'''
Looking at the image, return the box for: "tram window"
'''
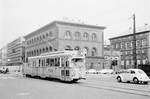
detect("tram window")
[43,59,46,67]
[33,61,35,67]
[50,58,54,66]
[61,58,65,67]
[58,58,60,66]
[39,60,41,67]
[46,58,49,66]
[32,61,34,67]
[55,58,60,67]
[61,70,65,76]
[72,58,83,62]
[42,60,44,67]
[66,61,69,67]
[66,70,69,76]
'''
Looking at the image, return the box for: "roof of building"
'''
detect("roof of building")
[109,30,150,40]
[24,20,106,39]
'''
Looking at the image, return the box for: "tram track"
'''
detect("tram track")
[87,79,150,93]
[74,80,150,97]
[21,74,150,97]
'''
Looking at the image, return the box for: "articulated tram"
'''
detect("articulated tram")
[23,50,86,82]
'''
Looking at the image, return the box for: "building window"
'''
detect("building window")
[92,33,97,41]
[43,35,45,39]
[74,32,80,40]
[131,41,133,49]
[91,47,97,56]
[83,32,89,40]
[116,43,120,49]
[141,39,146,47]
[49,32,53,37]
[39,49,42,54]
[46,47,48,52]
[37,50,39,55]
[49,46,52,51]
[136,40,141,48]
[120,42,124,49]
[46,33,49,37]
[84,47,89,56]
[43,48,45,53]
[90,63,94,69]
[64,31,71,39]
[125,42,131,50]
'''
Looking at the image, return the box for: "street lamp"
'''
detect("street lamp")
[132,14,137,68]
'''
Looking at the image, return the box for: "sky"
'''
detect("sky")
[0,0,150,48]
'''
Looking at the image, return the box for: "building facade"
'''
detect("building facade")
[109,30,150,69]
[104,45,121,70]
[0,46,8,66]
[24,21,106,70]
[7,37,25,66]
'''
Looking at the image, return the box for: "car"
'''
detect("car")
[116,69,150,84]
[86,69,97,74]
[0,66,9,74]
[115,69,127,74]
[97,69,114,74]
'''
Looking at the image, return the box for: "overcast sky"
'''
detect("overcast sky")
[0,0,150,48]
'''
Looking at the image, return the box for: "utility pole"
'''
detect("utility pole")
[132,14,137,68]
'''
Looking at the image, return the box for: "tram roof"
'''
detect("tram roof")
[28,51,83,59]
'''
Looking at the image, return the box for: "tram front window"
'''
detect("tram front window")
[71,58,84,66]
[72,58,83,63]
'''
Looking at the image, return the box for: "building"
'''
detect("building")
[0,48,2,66]
[0,46,8,66]
[104,45,121,70]
[7,37,25,66]
[24,21,106,70]
[109,30,150,69]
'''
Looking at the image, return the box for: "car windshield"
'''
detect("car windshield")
[137,70,145,74]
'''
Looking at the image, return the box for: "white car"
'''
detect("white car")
[0,66,9,73]
[97,69,114,74]
[116,69,150,84]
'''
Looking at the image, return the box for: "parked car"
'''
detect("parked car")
[97,69,114,74]
[0,66,9,74]
[86,69,97,74]
[115,69,127,74]
[116,69,150,84]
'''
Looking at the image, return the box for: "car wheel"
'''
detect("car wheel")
[133,78,139,84]
[144,82,148,84]
[117,76,122,82]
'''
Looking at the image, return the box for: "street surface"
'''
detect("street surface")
[0,73,150,99]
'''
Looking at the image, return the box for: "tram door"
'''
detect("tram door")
[54,58,61,78]
[60,57,70,80]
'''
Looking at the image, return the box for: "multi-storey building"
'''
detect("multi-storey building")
[24,21,106,70]
[0,46,8,66]
[0,48,2,66]
[7,37,25,66]
[109,30,150,69]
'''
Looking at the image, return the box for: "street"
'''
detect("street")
[0,73,150,99]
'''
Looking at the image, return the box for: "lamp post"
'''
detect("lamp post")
[132,14,137,68]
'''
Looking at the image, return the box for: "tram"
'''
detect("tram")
[23,50,86,82]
